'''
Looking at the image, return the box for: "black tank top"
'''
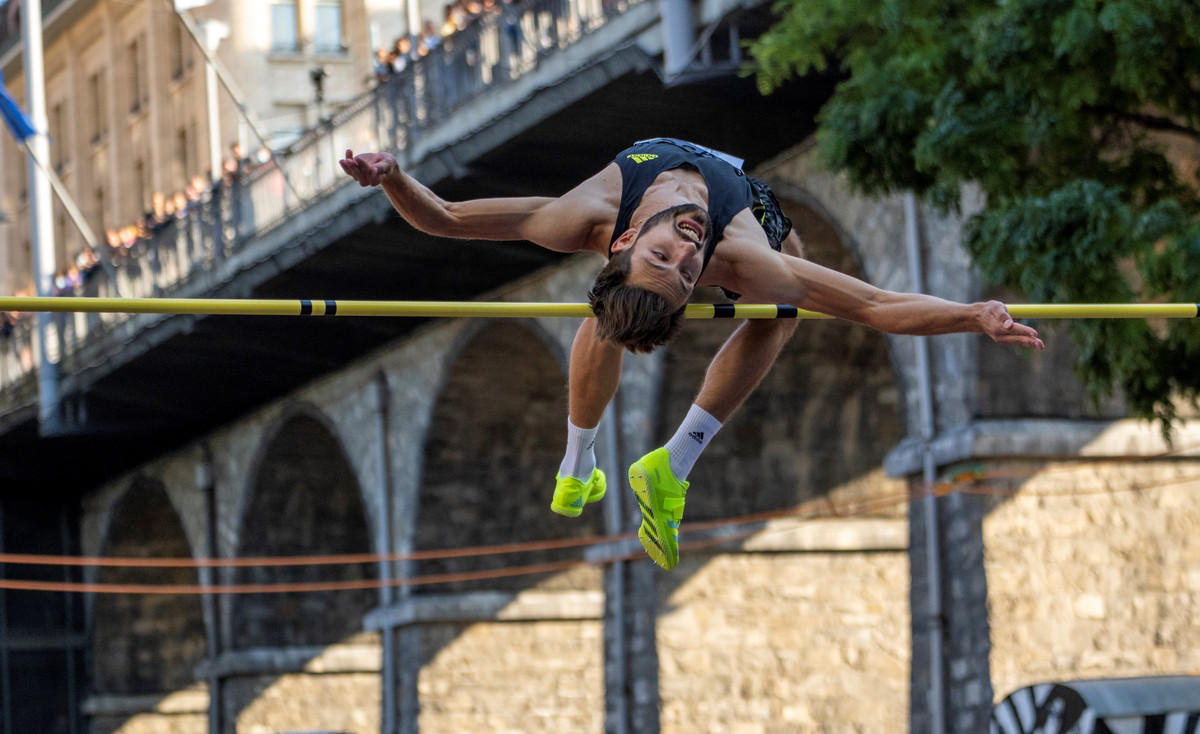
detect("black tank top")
[609,138,753,273]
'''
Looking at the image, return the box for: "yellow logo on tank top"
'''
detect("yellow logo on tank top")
[627,154,659,163]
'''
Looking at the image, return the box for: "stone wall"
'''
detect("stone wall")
[657,541,910,734]
[984,457,1200,697]
[414,620,605,733]
[894,419,1200,733]
[225,671,381,734]
[90,713,207,734]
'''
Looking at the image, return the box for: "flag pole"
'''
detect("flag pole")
[19,141,123,296]
[20,0,61,433]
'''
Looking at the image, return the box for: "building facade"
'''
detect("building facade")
[0,0,390,296]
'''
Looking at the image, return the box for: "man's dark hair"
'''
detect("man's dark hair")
[588,246,686,354]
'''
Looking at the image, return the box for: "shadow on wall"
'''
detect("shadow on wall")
[416,321,602,594]
[88,415,381,734]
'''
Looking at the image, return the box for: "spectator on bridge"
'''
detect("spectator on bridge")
[222,142,251,182]
[340,140,1043,571]
[420,20,441,52]
[500,0,528,69]
[394,35,416,71]
[374,48,396,83]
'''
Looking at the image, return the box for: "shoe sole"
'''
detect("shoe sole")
[628,463,678,570]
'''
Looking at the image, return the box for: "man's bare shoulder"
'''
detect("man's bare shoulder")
[558,162,623,255]
[699,209,782,295]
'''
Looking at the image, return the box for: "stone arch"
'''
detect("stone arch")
[91,477,205,695]
[437,316,571,395]
[230,410,375,649]
[659,194,906,520]
[416,321,601,592]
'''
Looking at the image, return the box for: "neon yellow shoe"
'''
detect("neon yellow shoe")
[628,448,688,570]
[551,468,607,517]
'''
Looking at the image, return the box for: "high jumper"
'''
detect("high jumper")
[340,137,1043,570]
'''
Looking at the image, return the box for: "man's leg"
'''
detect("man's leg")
[664,230,805,480]
[631,231,804,569]
[552,319,623,517]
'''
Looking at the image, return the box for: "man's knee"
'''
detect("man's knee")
[746,314,799,351]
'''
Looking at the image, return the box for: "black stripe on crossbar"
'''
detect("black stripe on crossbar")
[299,300,313,315]
[325,300,337,316]
[776,305,799,319]
[1195,304,1199,317]
[712,304,737,318]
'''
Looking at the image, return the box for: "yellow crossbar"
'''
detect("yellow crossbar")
[0,297,1195,320]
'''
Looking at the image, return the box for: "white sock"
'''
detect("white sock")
[664,405,722,481]
[558,418,599,480]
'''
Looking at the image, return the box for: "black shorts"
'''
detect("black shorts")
[749,177,792,251]
[722,177,793,301]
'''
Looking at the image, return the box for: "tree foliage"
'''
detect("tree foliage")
[751,0,1200,429]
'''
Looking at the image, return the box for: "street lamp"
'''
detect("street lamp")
[310,66,327,122]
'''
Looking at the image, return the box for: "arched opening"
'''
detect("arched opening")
[91,478,205,695]
[231,413,374,649]
[417,322,601,592]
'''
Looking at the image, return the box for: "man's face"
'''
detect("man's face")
[617,204,711,308]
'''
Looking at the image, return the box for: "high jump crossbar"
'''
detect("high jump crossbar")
[0,297,1197,320]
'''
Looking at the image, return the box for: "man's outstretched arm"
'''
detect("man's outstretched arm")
[339,149,614,254]
[729,247,1045,349]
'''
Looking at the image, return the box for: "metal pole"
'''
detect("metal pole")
[19,141,122,295]
[0,499,11,734]
[659,0,695,77]
[376,373,399,734]
[905,192,945,734]
[59,504,79,734]
[199,449,223,734]
[21,0,61,433]
[600,401,627,734]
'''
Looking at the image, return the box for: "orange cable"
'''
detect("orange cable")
[1,459,1197,593]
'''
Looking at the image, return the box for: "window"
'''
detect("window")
[176,128,191,184]
[49,102,66,170]
[127,38,145,113]
[94,188,105,234]
[170,21,186,80]
[134,160,146,214]
[314,0,344,53]
[88,71,107,143]
[270,1,299,53]
[55,213,68,264]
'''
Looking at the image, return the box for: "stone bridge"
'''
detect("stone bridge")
[3,0,1196,732]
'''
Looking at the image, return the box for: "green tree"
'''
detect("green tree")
[752,0,1200,430]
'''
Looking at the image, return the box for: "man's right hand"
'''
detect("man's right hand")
[339,149,398,187]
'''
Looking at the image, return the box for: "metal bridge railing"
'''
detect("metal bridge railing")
[0,0,647,394]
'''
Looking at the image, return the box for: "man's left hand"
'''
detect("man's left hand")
[980,301,1044,350]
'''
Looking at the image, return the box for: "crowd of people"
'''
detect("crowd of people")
[372,0,540,86]
[4,0,622,366]
[2,142,271,362]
